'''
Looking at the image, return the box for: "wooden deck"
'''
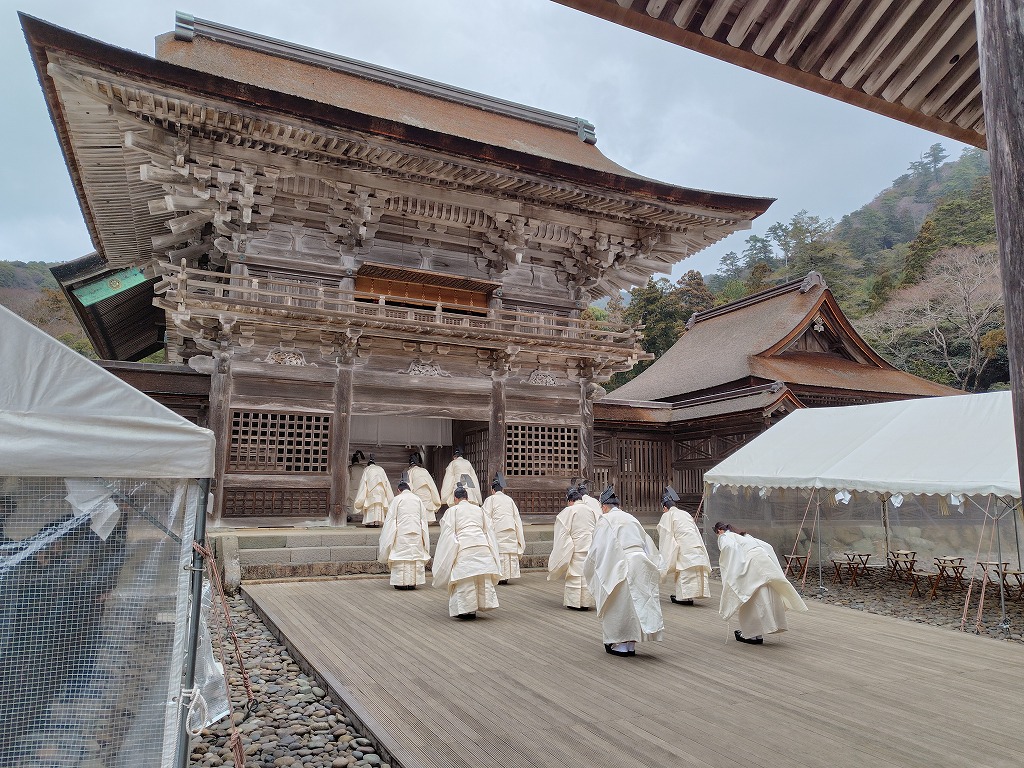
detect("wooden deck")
[245,572,1020,768]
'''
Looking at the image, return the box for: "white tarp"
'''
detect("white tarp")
[704,392,1020,499]
[0,304,215,478]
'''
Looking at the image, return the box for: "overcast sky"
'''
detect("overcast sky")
[2,0,969,279]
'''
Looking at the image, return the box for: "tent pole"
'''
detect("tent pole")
[175,477,211,768]
[995,503,1009,635]
[815,492,826,595]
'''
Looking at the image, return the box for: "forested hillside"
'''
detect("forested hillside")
[603,145,1005,393]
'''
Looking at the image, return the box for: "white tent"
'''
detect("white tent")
[705,392,1019,500]
[0,304,217,767]
[0,305,215,477]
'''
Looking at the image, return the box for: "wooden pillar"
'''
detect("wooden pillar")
[207,350,233,526]
[579,378,595,483]
[978,0,1024,498]
[329,361,354,526]
[487,372,506,487]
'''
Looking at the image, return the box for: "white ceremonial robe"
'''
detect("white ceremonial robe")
[657,508,712,601]
[347,463,365,517]
[482,490,525,581]
[581,494,602,518]
[583,507,664,645]
[354,464,393,526]
[408,465,441,522]
[439,457,482,505]
[378,490,431,586]
[547,500,599,608]
[717,530,808,637]
[432,500,501,616]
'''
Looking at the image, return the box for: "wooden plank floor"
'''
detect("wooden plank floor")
[246,573,1021,768]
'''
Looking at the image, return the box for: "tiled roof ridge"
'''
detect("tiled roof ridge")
[173,12,599,144]
[686,271,826,329]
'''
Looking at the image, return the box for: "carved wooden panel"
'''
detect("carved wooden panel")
[223,487,329,517]
[228,410,331,473]
[505,424,579,478]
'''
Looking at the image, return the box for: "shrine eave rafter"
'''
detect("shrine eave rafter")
[21,13,774,259]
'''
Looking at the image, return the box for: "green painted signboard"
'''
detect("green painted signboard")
[72,267,148,307]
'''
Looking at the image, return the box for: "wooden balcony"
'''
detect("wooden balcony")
[154,264,651,360]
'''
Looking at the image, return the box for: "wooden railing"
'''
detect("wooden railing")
[155,264,644,351]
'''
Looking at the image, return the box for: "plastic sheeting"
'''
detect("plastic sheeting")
[704,392,1020,499]
[0,305,215,478]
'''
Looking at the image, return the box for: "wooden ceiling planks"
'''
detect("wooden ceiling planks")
[554,0,985,148]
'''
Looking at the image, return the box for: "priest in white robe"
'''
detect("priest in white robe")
[407,452,441,523]
[347,451,366,522]
[432,479,501,619]
[439,448,482,505]
[583,486,664,657]
[378,473,431,589]
[547,483,599,609]
[481,472,524,583]
[354,455,392,527]
[657,487,711,605]
[714,521,808,644]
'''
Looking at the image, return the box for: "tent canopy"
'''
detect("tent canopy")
[704,393,1019,500]
[0,305,215,478]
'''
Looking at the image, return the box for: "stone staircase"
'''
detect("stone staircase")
[209,524,556,587]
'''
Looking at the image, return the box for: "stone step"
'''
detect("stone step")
[210,524,560,586]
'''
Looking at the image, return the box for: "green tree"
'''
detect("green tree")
[741,234,777,269]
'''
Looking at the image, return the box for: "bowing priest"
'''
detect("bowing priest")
[432,477,501,620]
[407,452,442,524]
[583,486,664,657]
[481,472,525,584]
[354,454,392,527]
[714,521,808,644]
[378,472,431,590]
[439,447,482,506]
[548,482,600,610]
[657,487,712,605]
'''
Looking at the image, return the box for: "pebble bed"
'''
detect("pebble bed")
[190,594,389,768]
[193,570,1021,766]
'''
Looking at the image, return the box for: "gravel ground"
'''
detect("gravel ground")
[789,564,1024,642]
[191,594,389,768]
[193,570,1021,766]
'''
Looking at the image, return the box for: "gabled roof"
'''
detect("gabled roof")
[606,271,959,403]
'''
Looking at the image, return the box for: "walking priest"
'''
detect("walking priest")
[548,482,600,610]
[481,472,525,584]
[657,487,711,605]
[378,472,431,590]
[432,477,501,620]
[583,485,664,657]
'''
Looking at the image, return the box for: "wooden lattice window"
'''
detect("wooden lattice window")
[462,429,488,475]
[222,487,330,517]
[228,410,330,473]
[505,425,579,477]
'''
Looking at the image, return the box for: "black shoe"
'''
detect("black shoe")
[456,612,477,621]
[734,630,763,645]
[670,596,694,605]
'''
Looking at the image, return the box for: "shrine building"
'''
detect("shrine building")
[25,13,773,524]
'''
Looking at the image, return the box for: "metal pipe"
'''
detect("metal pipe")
[175,477,211,768]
